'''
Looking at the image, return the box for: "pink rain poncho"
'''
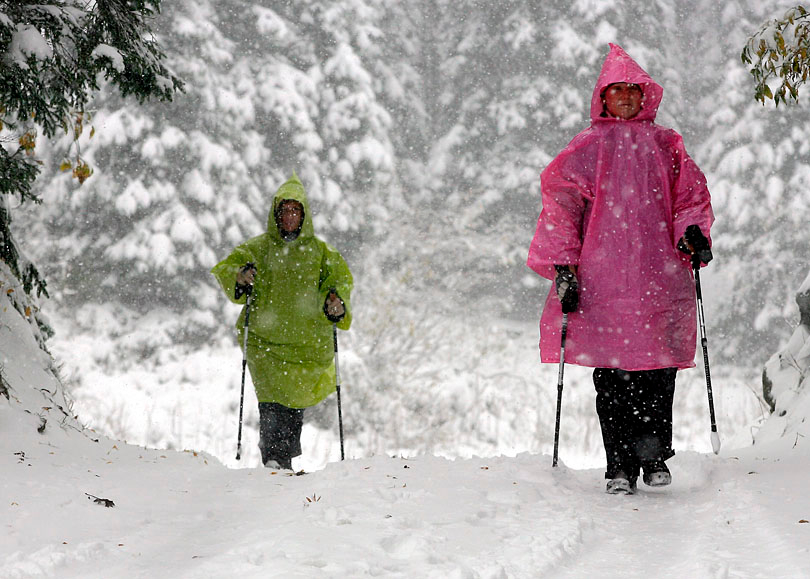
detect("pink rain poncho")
[527,44,714,371]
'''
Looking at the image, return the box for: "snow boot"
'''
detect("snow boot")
[264,458,293,471]
[642,461,671,487]
[605,471,637,495]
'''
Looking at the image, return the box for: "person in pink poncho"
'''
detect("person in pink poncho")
[527,44,715,495]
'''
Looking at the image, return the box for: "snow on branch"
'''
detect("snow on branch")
[742,5,810,105]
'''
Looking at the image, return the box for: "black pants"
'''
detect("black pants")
[258,402,304,469]
[593,367,676,481]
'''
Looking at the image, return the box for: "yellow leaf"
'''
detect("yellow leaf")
[72,160,94,185]
[18,132,36,154]
[59,160,72,172]
[90,126,96,138]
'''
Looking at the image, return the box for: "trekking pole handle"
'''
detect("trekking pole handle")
[235,263,256,300]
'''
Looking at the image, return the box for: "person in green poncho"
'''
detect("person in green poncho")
[212,173,353,470]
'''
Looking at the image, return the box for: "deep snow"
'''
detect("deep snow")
[3,263,810,578]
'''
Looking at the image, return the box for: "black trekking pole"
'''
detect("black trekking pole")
[235,268,254,461]
[333,323,345,460]
[693,255,721,454]
[552,312,569,467]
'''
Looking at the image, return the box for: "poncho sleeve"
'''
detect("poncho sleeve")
[318,241,353,330]
[527,133,594,280]
[210,238,261,305]
[670,133,715,260]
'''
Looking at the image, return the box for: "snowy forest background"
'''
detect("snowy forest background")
[11,0,810,469]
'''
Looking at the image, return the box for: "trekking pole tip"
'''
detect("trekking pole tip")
[711,431,721,454]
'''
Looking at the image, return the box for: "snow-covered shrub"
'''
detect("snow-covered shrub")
[758,270,810,442]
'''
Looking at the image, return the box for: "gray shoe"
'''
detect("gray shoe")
[643,470,672,487]
[264,459,292,470]
[642,461,671,487]
[606,472,637,495]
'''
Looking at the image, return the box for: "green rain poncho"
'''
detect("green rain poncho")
[211,174,353,408]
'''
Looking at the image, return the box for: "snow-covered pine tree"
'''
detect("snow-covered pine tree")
[385,0,685,316]
[696,0,810,368]
[22,0,396,360]
[1,0,180,303]
[759,269,810,442]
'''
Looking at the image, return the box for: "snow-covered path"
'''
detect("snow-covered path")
[548,452,809,578]
[4,415,810,579]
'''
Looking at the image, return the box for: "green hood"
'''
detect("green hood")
[268,172,315,243]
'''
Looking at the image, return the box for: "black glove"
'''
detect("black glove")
[323,290,345,322]
[678,225,713,265]
[235,262,256,299]
[554,265,579,314]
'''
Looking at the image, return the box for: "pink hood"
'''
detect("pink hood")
[590,43,663,123]
[527,44,714,371]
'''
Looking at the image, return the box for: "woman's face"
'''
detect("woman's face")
[278,201,303,233]
[603,83,643,119]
